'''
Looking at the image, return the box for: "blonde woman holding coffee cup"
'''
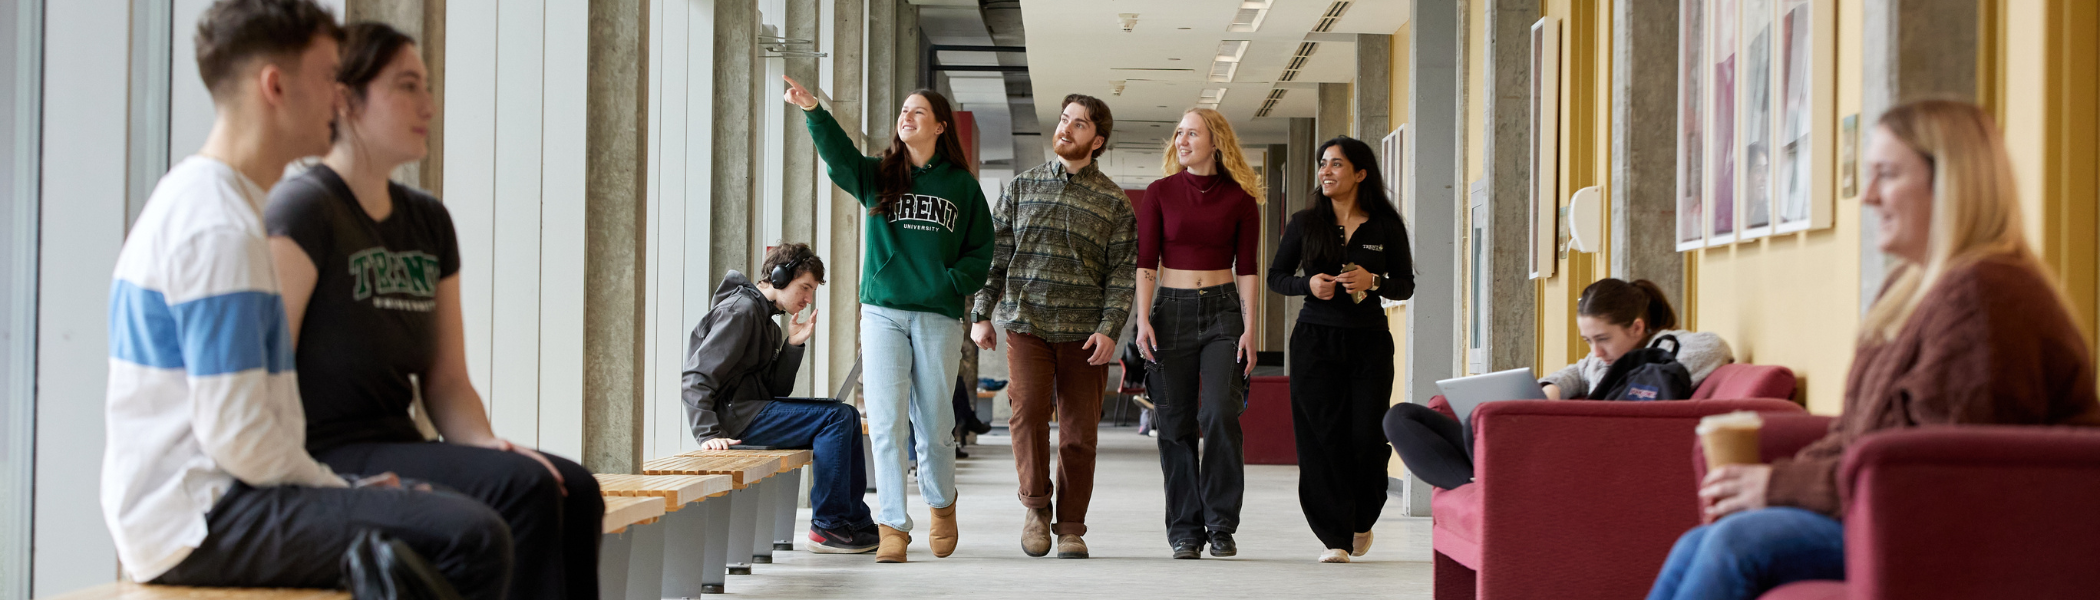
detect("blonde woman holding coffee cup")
[1647,100,2100,600]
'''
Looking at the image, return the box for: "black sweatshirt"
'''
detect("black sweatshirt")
[1267,209,1416,329]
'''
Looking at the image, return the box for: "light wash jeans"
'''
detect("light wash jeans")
[861,304,963,531]
[1647,507,1847,600]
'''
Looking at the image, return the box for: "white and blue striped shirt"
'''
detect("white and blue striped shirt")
[104,156,345,582]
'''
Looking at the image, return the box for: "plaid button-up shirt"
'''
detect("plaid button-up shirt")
[971,160,1139,343]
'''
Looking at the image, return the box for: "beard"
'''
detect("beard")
[1053,137,1095,162]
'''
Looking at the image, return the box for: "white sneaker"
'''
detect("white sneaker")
[1318,549,1350,563]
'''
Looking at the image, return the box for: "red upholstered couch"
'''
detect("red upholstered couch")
[1711,417,2100,600]
[1426,364,1802,600]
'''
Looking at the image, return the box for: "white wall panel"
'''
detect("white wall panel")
[674,0,717,458]
[33,0,128,593]
[644,0,690,460]
[537,0,589,460]
[489,0,545,446]
[446,0,498,414]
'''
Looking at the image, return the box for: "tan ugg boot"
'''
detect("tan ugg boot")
[1020,507,1051,557]
[876,525,910,563]
[1352,530,1374,557]
[930,502,959,558]
[1057,534,1089,559]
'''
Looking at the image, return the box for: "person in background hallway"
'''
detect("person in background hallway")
[266,22,597,600]
[784,75,995,564]
[105,3,510,596]
[680,243,878,554]
[1648,100,2100,600]
[1383,278,1732,490]
[1268,136,1416,563]
[971,93,1139,560]
[1136,107,1265,560]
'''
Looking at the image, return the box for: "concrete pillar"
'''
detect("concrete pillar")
[782,0,817,246]
[1264,143,1290,352]
[1610,0,1684,308]
[1286,117,1315,354]
[829,0,865,397]
[896,0,920,95]
[346,0,443,195]
[1859,0,1977,309]
[866,0,895,145]
[1480,0,1535,373]
[1355,34,1392,140]
[712,0,757,282]
[581,0,648,475]
[1401,0,1463,518]
[1316,82,1349,146]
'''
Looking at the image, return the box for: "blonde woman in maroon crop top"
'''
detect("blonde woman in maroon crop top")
[1134,107,1265,559]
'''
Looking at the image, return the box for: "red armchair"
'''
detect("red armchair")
[1692,364,1799,401]
[1425,396,1806,599]
[1715,419,2100,600]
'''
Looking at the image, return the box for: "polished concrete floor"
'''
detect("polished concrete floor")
[728,425,1434,598]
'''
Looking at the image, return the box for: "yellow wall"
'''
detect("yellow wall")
[1998,0,2100,356]
[1537,0,1612,374]
[1387,22,1412,474]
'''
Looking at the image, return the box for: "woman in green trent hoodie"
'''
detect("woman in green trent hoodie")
[785,76,993,564]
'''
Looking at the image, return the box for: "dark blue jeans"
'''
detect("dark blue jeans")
[1647,507,1847,600]
[736,400,875,532]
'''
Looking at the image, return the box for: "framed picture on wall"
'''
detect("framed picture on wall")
[1676,0,1707,252]
[1381,125,1408,308]
[1707,0,1740,246]
[1775,0,1836,233]
[1531,16,1561,280]
[1738,0,1775,240]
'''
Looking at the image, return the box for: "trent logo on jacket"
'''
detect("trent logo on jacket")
[888,194,958,232]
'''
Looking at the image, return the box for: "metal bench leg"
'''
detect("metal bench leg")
[750,477,778,564]
[627,520,665,600]
[660,506,711,598]
[701,496,731,594]
[727,487,758,575]
[599,530,633,600]
[773,467,802,551]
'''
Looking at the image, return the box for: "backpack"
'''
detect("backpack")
[1588,334,1694,401]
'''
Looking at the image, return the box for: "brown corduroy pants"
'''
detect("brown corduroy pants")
[1005,330,1108,536]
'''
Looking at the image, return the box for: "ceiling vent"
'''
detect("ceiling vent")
[1277,42,1317,82]
[1208,40,1250,83]
[1111,80,1128,96]
[1255,88,1288,118]
[1227,0,1273,33]
[1197,88,1229,110]
[1312,1,1353,33]
[1118,13,1139,33]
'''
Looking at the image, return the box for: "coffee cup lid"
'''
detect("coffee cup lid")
[1696,410,1764,435]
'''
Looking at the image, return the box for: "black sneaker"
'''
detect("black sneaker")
[1171,540,1204,560]
[1208,532,1237,557]
[809,525,878,554]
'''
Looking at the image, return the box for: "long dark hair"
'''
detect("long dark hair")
[874,89,969,216]
[1301,135,1407,269]
[331,21,415,143]
[1577,278,1679,335]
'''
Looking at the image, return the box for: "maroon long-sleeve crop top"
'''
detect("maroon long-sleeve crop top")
[1137,170,1261,276]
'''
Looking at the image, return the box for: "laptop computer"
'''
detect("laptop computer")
[1434,367,1548,455]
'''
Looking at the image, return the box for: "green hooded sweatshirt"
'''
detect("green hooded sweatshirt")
[805,105,994,319]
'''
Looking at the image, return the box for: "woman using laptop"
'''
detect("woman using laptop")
[1381,278,1734,490]
[1268,136,1415,564]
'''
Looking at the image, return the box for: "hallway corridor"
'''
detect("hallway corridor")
[740,426,1434,598]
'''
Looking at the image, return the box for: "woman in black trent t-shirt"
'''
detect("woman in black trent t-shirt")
[265,23,601,600]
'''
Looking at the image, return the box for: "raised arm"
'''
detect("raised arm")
[787,76,881,204]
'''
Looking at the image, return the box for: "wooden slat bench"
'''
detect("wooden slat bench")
[600,495,666,535]
[596,474,733,600]
[43,584,347,600]
[640,455,782,587]
[681,450,814,560]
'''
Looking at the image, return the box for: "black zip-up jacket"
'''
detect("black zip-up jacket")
[1268,209,1417,329]
[682,271,804,443]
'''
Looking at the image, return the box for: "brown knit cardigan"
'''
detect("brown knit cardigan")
[1766,254,2100,518]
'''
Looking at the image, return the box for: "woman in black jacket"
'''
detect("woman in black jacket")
[1268,135,1415,563]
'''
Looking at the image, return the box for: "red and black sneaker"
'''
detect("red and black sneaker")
[808,525,878,554]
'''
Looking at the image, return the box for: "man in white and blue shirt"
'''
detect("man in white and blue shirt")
[102,1,509,595]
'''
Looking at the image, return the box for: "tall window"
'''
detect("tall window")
[1,0,43,596]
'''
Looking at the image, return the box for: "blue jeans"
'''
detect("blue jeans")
[736,399,874,532]
[1648,507,1848,600]
[860,304,963,531]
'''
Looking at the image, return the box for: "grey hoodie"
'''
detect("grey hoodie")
[682,271,805,443]
[1539,329,1733,400]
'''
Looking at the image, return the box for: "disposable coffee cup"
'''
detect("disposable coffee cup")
[1696,411,1764,470]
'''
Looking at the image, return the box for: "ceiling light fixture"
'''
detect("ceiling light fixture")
[1228,0,1273,33]
[1118,13,1139,33]
[1197,87,1229,110]
[1208,40,1250,83]
[1111,80,1128,96]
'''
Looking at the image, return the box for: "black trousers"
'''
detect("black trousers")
[1381,402,1475,490]
[317,441,603,600]
[1289,322,1396,551]
[1147,284,1247,544]
[155,481,513,600]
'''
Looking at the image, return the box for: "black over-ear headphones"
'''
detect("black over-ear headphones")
[768,248,805,289]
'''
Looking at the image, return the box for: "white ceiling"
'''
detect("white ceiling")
[1019,0,1411,188]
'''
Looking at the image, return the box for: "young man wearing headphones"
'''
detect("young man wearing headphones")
[682,242,877,553]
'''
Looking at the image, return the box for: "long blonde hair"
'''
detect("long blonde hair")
[1860,100,2069,342]
[1161,108,1266,203]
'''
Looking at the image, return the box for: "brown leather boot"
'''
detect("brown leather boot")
[876,525,910,563]
[930,502,959,558]
[1020,507,1051,557]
